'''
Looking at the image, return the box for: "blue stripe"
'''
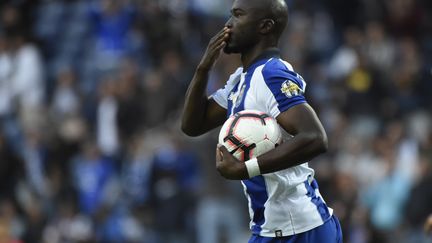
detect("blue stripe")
[261,59,307,113]
[304,178,331,221]
[226,81,240,118]
[233,71,253,114]
[229,58,268,116]
[243,176,269,234]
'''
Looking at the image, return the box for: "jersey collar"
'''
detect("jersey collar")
[243,48,281,73]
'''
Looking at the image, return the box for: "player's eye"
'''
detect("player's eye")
[230,10,244,18]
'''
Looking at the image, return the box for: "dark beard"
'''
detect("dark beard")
[223,43,241,54]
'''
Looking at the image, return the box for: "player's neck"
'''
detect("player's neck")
[241,44,278,71]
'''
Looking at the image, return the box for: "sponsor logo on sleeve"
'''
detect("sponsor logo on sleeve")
[281,80,302,98]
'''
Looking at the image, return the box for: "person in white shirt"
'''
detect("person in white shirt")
[181,0,342,242]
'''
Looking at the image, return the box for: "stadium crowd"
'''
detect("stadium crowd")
[0,0,431,242]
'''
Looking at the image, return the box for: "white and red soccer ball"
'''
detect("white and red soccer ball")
[218,110,282,161]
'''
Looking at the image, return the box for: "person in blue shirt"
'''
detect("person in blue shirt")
[181,0,343,242]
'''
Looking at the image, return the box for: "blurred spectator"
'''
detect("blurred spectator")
[189,0,231,17]
[71,140,116,216]
[141,70,172,128]
[149,130,200,243]
[96,77,120,158]
[327,27,362,81]
[6,29,45,119]
[120,135,152,206]
[0,27,45,153]
[50,67,82,119]
[391,38,423,114]
[335,133,386,190]
[0,3,29,34]
[328,172,363,243]
[383,0,423,37]
[362,121,417,242]
[20,197,46,243]
[193,131,249,243]
[94,205,145,243]
[364,21,396,73]
[403,152,432,243]
[280,10,310,71]
[115,59,145,142]
[42,196,93,243]
[0,132,22,199]
[21,129,49,199]
[343,55,380,115]
[87,0,136,72]
[0,199,25,242]
[0,32,13,116]
[0,218,22,243]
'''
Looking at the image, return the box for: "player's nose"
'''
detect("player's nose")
[225,17,233,28]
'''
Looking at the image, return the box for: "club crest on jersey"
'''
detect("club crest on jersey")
[229,84,246,108]
[281,80,301,98]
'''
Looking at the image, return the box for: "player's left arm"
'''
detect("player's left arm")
[216,66,328,180]
[257,103,328,172]
[216,103,327,180]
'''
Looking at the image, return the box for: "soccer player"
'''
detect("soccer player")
[181,0,343,242]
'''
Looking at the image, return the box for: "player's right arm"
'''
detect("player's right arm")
[181,27,230,137]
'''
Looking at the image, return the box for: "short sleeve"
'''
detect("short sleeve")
[261,59,307,115]
[210,67,243,109]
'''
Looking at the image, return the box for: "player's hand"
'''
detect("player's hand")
[198,27,230,70]
[216,144,248,180]
[424,214,432,234]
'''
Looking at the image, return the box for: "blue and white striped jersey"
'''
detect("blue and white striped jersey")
[211,50,333,237]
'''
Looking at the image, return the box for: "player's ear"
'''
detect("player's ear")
[259,18,275,34]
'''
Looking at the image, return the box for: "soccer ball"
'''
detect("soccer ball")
[218,110,282,162]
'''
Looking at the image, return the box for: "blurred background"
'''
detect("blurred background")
[0,0,431,242]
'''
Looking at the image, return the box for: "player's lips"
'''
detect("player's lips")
[225,32,232,44]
